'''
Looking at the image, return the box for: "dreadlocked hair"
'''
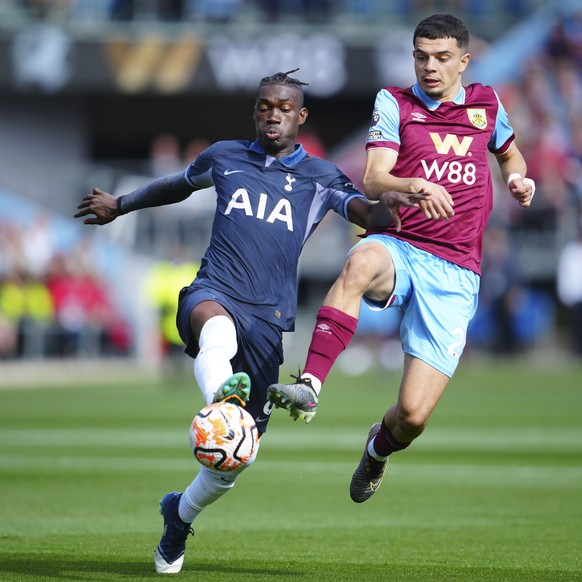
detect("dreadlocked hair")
[257,68,309,93]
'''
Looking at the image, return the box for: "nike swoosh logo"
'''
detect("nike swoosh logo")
[224,169,244,175]
[254,416,269,423]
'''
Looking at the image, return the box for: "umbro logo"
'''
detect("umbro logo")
[224,169,244,175]
[316,323,332,335]
[411,112,427,122]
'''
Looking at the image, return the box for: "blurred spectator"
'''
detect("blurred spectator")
[0,311,18,358]
[109,0,134,20]
[46,252,131,357]
[149,133,183,177]
[21,213,55,278]
[182,138,211,166]
[0,274,21,359]
[0,268,55,358]
[254,0,332,23]
[556,214,582,359]
[186,0,243,23]
[297,128,327,159]
[144,249,199,372]
[157,0,184,21]
[0,220,25,278]
[476,222,522,354]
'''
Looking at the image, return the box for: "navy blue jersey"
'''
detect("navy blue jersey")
[184,139,365,331]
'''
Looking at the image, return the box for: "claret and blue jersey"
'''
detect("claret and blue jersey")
[366,82,516,274]
[184,139,365,331]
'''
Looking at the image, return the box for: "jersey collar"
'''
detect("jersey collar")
[412,82,466,110]
[249,140,308,168]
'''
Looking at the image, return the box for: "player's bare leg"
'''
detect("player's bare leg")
[350,355,450,502]
[384,354,450,442]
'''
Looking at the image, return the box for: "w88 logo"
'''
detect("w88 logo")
[420,159,477,186]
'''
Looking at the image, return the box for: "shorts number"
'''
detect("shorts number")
[447,327,466,359]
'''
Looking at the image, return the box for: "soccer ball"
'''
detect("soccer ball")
[189,402,259,472]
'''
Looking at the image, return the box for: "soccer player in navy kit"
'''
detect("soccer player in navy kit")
[75,70,426,572]
[269,15,536,502]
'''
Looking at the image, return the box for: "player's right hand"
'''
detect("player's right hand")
[74,188,120,225]
[378,190,431,231]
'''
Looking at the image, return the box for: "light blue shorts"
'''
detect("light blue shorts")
[353,235,480,377]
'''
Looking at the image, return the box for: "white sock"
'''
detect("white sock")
[301,373,322,395]
[194,315,238,405]
[178,465,244,524]
[179,439,260,524]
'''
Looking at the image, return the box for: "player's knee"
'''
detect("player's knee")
[198,315,237,359]
[341,248,380,291]
[394,407,428,437]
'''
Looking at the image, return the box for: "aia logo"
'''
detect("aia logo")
[225,188,294,231]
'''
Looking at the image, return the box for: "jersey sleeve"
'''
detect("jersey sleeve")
[319,170,367,220]
[327,176,368,220]
[184,144,216,189]
[488,91,516,154]
[366,88,401,151]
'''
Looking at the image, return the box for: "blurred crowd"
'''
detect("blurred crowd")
[0,215,132,360]
[16,0,541,27]
[2,10,582,363]
[480,12,582,358]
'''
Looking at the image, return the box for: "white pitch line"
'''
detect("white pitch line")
[1,426,582,452]
[0,454,581,488]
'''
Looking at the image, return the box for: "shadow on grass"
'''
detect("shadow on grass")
[0,557,304,580]
[1,556,580,582]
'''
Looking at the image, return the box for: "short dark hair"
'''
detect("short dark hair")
[256,68,309,95]
[413,14,470,51]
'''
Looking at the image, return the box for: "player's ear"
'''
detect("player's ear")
[460,51,471,72]
[299,107,308,126]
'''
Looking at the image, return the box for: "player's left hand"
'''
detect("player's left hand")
[508,175,535,208]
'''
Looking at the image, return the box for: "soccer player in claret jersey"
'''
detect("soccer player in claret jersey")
[268,15,536,502]
[75,70,426,572]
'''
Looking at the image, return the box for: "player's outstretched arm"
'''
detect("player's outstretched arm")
[74,172,194,226]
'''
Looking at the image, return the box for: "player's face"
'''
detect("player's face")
[413,37,471,102]
[254,84,308,158]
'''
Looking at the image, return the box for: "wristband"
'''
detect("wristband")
[523,177,536,200]
[507,173,522,187]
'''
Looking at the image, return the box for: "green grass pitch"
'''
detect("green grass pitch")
[1,361,581,581]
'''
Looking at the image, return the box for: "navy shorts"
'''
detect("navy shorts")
[177,286,284,433]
